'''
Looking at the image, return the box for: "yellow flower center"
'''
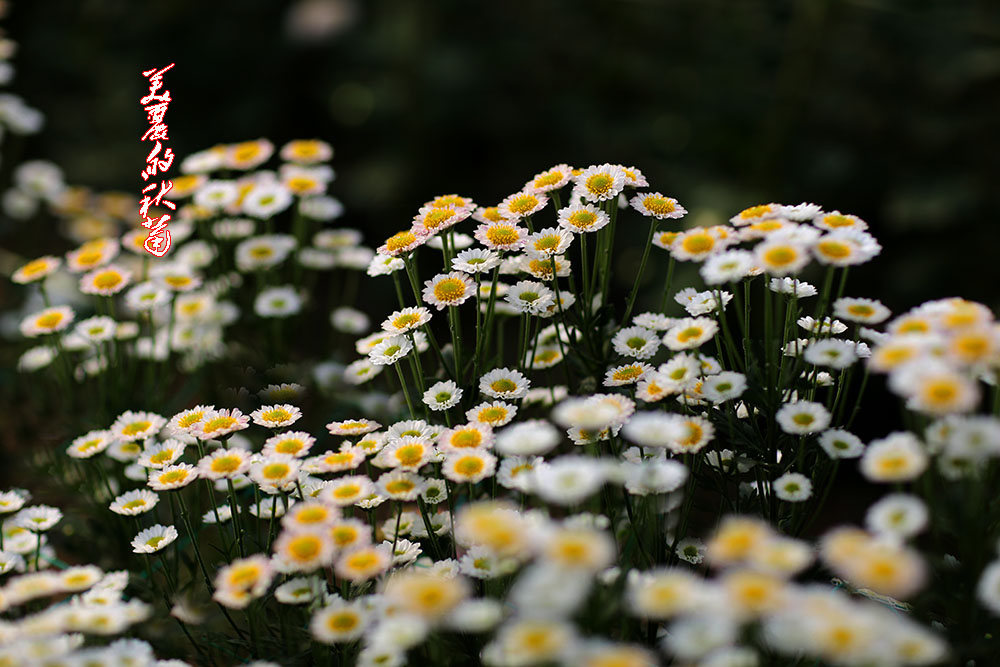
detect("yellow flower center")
[263,463,290,479]
[150,450,174,464]
[422,209,455,230]
[680,422,703,445]
[122,499,147,510]
[262,408,292,423]
[567,211,597,229]
[486,225,519,246]
[585,173,613,196]
[93,271,123,289]
[626,336,647,349]
[332,526,360,546]
[677,327,703,343]
[764,246,797,267]
[21,259,49,277]
[479,407,507,423]
[434,278,466,302]
[165,275,193,288]
[393,313,421,328]
[923,381,957,405]
[333,484,360,499]
[508,194,540,215]
[385,480,415,495]
[792,413,815,426]
[250,246,274,259]
[145,536,166,548]
[454,457,485,476]
[159,470,187,485]
[817,241,851,259]
[823,214,854,228]
[613,366,644,381]
[847,304,874,317]
[346,552,377,569]
[643,195,675,215]
[534,236,559,252]
[203,416,237,433]
[36,312,64,329]
[327,612,359,632]
[682,234,713,254]
[275,439,305,455]
[324,452,353,466]
[740,204,773,219]
[289,536,322,561]
[178,412,205,428]
[394,445,425,466]
[229,566,260,588]
[480,207,504,222]
[76,250,103,267]
[122,421,152,437]
[212,456,241,473]
[490,379,517,393]
[534,172,562,188]
[385,231,416,253]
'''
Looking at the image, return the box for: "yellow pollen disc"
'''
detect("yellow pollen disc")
[328,613,359,631]
[385,480,415,494]
[823,215,853,227]
[451,431,482,448]
[385,231,416,253]
[165,275,193,287]
[159,470,187,484]
[924,381,957,404]
[681,423,703,445]
[818,241,851,259]
[36,313,64,329]
[146,536,165,548]
[682,235,713,254]
[486,226,519,245]
[535,237,559,251]
[331,526,359,545]
[394,314,420,328]
[422,209,455,229]
[122,421,152,436]
[203,416,237,433]
[347,553,377,569]
[122,499,146,510]
[643,195,675,215]
[394,445,424,466]
[434,279,466,302]
[262,409,292,423]
[275,440,304,454]
[490,379,517,393]
[481,207,504,222]
[764,247,797,266]
[325,453,352,465]
[287,177,318,193]
[479,407,507,422]
[898,320,929,334]
[792,413,815,425]
[333,485,360,498]
[677,327,703,343]
[740,204,772,219]
[568,211,597,229]
[296,507,328,523]
[150,450,173,464]
[848,305,874,316]
[229,566,260,588]
[250,247,273,259]
[76,250,103,266]
[263,463,290,479]
[534,172,561,188]
[585,174,613,196]
[178,412,204,428]
[508,195,539,215]
[212,456,241,473]
[613,366,644,381]
[22,260,48,276]
[454,457,484,476]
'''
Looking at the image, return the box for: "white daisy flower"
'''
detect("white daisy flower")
[496,420,560,456]
[423,381,462,411]
[131,524,178,554]
[505,280,555,315]
[663,318,719,351]
[803,339,860,369]
[865,494,928,540]
[242,183,293,218]
[557,203,610,234]
[574,164,626,203]
[833,297,891,324]
[700,250,756,285]
[769,277,817,298]
[254,285,302,318]
[612,326,661,360]
[368,334,413,366]
[773,473,812,502]
[630,192,686,219]
[860,432,928,482]
[479,368,530,400]
[818,429,866,459]
[452,248,501,274]
[776,401,831,435]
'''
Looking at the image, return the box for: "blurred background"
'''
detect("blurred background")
[3,0,998,312]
